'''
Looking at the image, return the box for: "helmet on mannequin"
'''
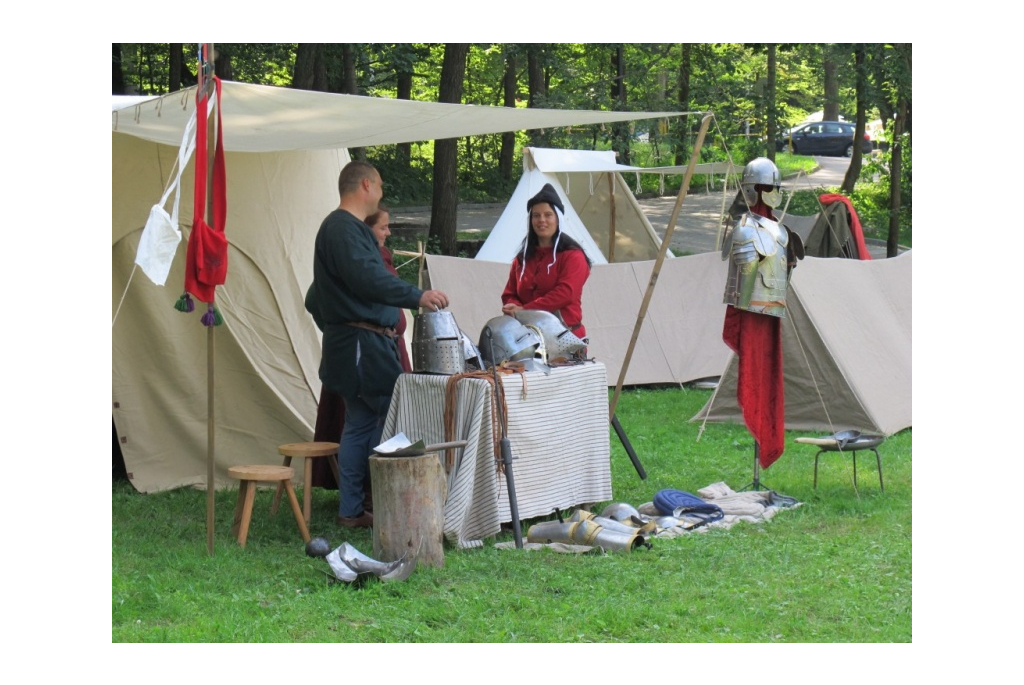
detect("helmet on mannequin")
[740,157,782,208]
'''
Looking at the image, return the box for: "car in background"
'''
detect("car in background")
[775,121,872,157]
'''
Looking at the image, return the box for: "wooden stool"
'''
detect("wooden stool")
[229,464,311,547]
[796,434,885,493]
[271,441,340,524]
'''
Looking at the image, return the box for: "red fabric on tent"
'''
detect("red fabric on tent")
[722,306,785,468]
[819,193,871,261]
[184,77,228,303]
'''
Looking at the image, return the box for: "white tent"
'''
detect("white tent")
[112,82,689,493]
[474,147,668,264]
[692,251,913,436]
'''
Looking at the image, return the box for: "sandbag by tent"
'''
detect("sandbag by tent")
[692,251,912,436]
[474,147,668,264]
[425,253,732,387]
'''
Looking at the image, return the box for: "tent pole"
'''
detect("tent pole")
[607,173,616,262]
[201,43,217,556]
[609,113,713,420]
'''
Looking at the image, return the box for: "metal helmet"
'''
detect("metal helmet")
[460,330,483,371]
[512,310,587,363]
[478,315,541,367]
[412,310,466,375]
[740,157,782,207]
[600,502,641,523]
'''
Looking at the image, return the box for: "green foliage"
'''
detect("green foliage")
[115,43,908,235]
[365,145,436,206]
[113,386,911,643]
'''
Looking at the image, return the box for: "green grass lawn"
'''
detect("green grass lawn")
[112,385,911,643]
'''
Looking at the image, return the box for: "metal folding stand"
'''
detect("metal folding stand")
[486,329,523,549]
[741,442,770,492]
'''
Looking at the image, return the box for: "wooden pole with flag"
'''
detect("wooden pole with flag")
[199,43,217,555]
[608,112,713,420]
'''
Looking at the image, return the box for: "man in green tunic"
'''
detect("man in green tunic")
[311,161,449,528]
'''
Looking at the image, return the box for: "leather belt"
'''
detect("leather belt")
[346,321,398,339]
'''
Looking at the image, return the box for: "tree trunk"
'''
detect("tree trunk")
[339,44,363,160]
[293,44,327,91]
[169,44,183,92]
[112,44,126,95]
[823,47,839,121]
[766,44,777,162]
[887,99,905,258]
[674,43,692,166]
[842,45,867,193]
[429,43,469,256]
[610,45,630,166]
[341,44,358,94]
[213,47,232,82]
[370,454,447,567]
[499,50,517,182]
[397,70,413,170]
[526,44,547,147]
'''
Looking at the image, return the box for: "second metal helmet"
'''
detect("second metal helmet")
[512,310,586,363]
[478,315,541,367]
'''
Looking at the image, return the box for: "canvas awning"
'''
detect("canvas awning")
[113,81,696,153]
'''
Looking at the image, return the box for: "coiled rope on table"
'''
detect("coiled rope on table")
[443,363,528,474]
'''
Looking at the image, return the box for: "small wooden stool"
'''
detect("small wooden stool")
[796,434,885,493]
[271,442,341,524]
[229,464,311,547]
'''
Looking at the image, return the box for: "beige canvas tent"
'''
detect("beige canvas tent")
[112,82,688,493]
[692,251,913,436]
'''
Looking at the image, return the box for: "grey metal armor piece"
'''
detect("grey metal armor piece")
[722,212,791,318]
[412,310,466,375]
[512,309,587,363]
[478,315,542,367]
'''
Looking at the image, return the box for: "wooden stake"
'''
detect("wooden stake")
[609,113,713,420]
[607,172,617,262]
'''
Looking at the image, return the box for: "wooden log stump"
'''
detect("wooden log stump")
[369,453,447,567]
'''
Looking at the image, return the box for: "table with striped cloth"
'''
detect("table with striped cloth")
[381,361,613,549]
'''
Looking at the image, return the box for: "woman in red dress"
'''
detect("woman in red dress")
[501,183,592,340]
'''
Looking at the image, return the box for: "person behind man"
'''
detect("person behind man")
[312,161,448,528]
[501,183,592,340]
[366,204,413,373]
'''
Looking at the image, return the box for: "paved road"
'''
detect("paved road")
[390,155,890,258]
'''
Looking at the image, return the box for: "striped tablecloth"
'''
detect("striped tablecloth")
[382,361,612,549]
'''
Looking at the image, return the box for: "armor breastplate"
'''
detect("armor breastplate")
[722,213,791,318]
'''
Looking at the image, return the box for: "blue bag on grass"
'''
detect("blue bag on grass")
[653,489,725,527]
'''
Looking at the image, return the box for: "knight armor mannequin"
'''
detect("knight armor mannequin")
[722,212,791,318]
[721,156,802,318]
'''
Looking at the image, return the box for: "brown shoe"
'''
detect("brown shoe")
[336,511,373,528]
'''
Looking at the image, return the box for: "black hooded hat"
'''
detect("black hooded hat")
[527,183,564,215]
